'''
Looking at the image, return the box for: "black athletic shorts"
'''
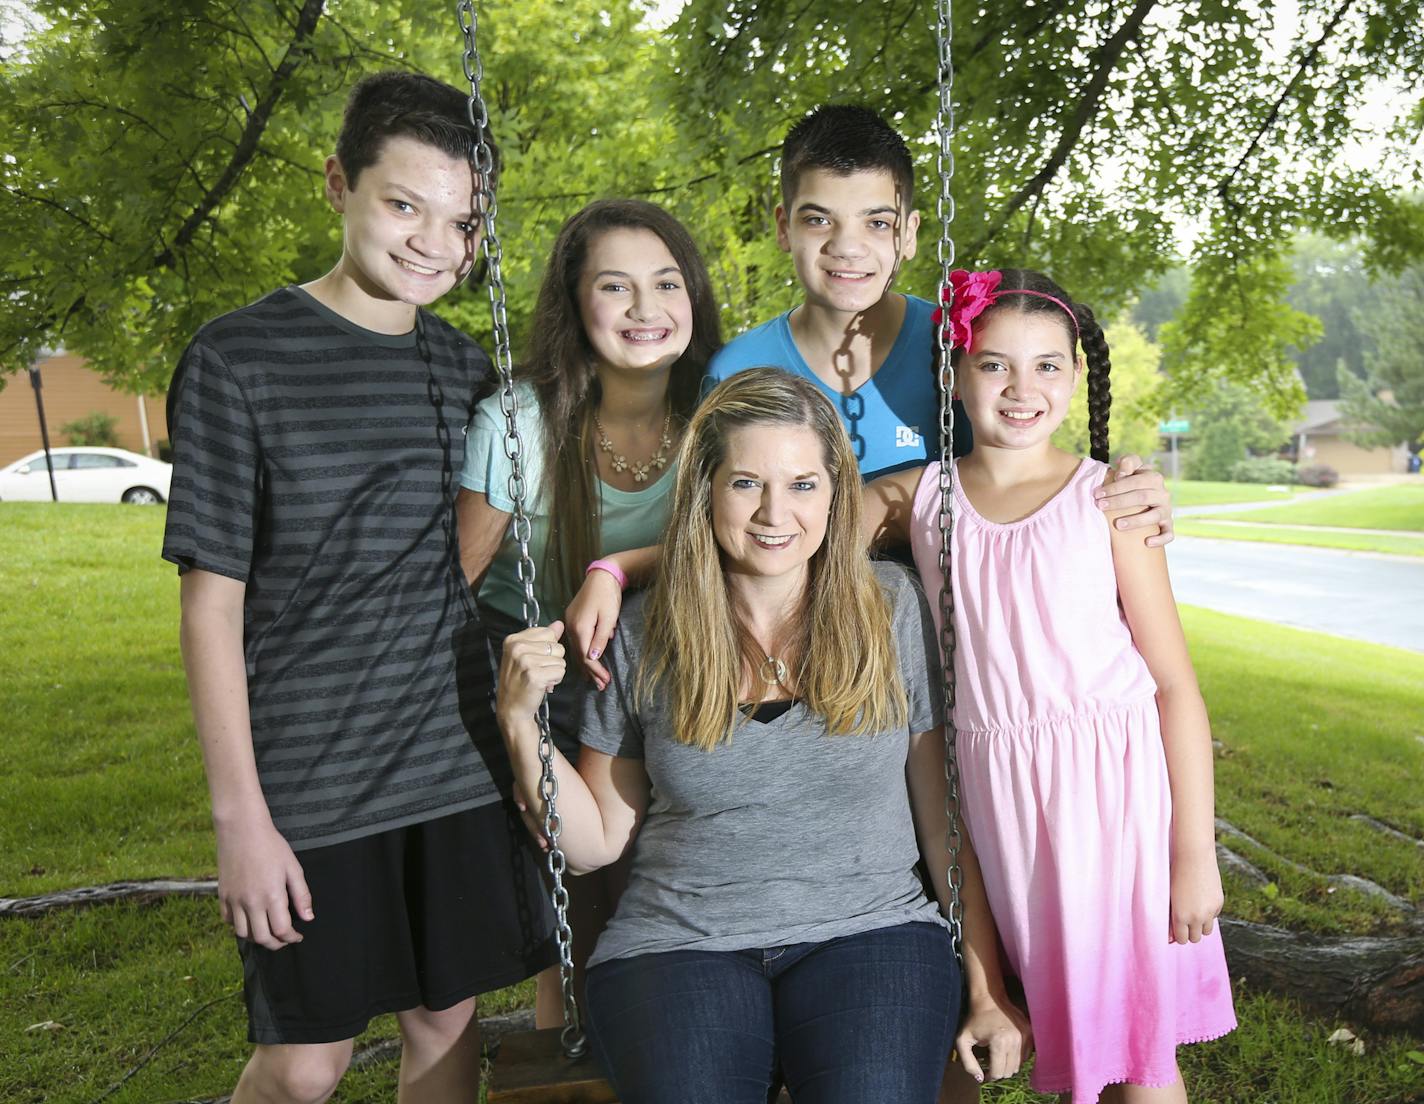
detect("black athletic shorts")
[239,803,558,1044]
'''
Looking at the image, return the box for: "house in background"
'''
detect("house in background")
[1291,399,1410,475]
[0,353,167,465]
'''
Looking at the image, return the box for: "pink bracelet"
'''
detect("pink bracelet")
[586,558,628,590]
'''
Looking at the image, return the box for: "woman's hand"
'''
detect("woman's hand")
[1096,455,1174,547]
[565,571,623,691]
[1170,849,1224,944]
[955,988,1033,1083]
[496,621,566,725]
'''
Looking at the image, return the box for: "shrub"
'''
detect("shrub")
[59,411,120,447]
[1296,463,1340,488]
[1228,457,1299,484]
[1185,422,1246,481]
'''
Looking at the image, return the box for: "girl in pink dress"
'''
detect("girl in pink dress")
[866,269,1236,1103]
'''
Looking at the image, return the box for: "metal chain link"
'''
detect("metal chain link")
[457,0,585,1058]
[933,0,965,965]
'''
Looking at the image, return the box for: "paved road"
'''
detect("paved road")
[1167,537,1424,653]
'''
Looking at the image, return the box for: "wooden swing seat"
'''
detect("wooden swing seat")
[487,1026,618,1104]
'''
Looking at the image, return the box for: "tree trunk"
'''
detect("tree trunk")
[1220,917,1424,1034]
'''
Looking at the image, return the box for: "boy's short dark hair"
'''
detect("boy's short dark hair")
[336,70,500,191]
[779,104,913,209]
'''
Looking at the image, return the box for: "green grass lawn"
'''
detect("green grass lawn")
[0,505,209,895]
[1181,607,1424,933]
[1168,480,1303,508]
[2,504,1421,1102]
[1201,483,1424,531]
[1177,519,1424,558]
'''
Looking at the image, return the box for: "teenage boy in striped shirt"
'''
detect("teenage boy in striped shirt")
[163,71,554,1103]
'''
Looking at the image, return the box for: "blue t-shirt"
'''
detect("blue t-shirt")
[706,293,971,480]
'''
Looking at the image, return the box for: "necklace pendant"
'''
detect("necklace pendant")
[611,455,628,473]
[759,656,788,685]
[651,455,668,470]
[632,462,649,483]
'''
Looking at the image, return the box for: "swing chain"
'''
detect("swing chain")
[457,0,586,1058]
[933,0,965,964]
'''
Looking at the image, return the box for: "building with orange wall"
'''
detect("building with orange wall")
[0,354,167,466]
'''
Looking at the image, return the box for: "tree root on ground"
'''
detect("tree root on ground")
[1,879,216,918]
[1216,818,1414,913]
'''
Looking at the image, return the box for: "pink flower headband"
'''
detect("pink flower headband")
[932,269,1080,352]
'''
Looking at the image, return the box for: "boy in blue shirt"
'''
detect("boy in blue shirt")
[708,105,1172,541]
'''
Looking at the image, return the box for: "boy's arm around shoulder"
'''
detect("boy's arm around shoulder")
[180,569,313,951]
[1105,476,1223,945]
[1096,454,1175,546]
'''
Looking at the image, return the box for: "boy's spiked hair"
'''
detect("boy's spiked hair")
[335,70,499,191]
[779,104,914,210]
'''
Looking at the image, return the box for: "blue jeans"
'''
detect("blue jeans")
[585,921,959,1104]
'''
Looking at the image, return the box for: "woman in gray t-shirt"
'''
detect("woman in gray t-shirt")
[497,369,1026,1103]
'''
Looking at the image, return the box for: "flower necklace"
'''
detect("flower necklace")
[594,408,674,483]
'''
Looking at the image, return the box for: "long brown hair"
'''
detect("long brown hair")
[639,368,907,750]
[519,199,722,608]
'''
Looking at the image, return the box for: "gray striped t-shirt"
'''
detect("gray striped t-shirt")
[163,287,499,850]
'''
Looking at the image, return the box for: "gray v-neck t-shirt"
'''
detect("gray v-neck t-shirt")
[581,561,949,967]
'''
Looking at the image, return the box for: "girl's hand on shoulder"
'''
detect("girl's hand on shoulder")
[955,987,1033,1084]
[566,571,623,691]
[496,621,566,722]
[1170,850,1224,944]
[1096,454,1174,547]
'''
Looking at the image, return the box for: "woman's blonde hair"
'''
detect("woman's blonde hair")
[639,367,906,750]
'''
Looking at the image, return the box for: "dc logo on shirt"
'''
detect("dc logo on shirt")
[895,425,922,448]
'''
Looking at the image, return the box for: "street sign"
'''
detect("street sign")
[1159,419,1191,434]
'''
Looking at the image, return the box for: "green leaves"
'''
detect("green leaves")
[2,0,1423,402]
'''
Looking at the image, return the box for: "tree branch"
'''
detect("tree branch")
[1217,0,1359,203]
[153,0,326,270]
[964,0,1159,258]
[3,187,116,242]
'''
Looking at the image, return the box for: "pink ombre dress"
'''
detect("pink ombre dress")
[910,458,1235,1102]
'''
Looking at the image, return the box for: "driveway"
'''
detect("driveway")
[1167,537,1424,653]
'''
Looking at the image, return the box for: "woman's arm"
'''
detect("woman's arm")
[907,727,1032,1083]
[565,544,661,689]
[496,621,649,872]
[1107,496,1222,944]
[862,465,924,548]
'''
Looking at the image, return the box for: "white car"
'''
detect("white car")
[0,447,173,504]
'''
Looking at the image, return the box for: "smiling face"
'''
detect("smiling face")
[775,168,919,316]
[576,227,694,376]
[710,423,833,590]
[325,134,481,313]
[956,307,1082,450]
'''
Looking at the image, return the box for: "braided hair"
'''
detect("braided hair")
[949,268,1112,462]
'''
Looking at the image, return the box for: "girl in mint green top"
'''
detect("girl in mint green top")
[460,381,679,624]
[455,198,722,1029]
